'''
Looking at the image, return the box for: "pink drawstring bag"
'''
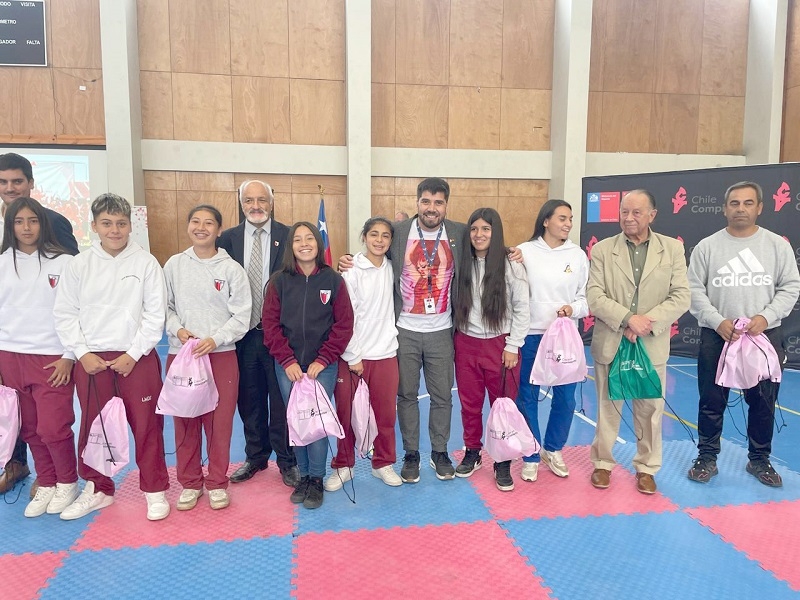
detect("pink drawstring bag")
[716,317,782,389]
[0,385,20,469]
[82,395,130,477]
[351,378,378,458]
[530,317,588,386]
[287,375,345,446]
[157,339,220,418]
[484,397,540,462]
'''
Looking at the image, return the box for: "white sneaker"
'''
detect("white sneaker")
[209,489,230,510]
[25,485,56,518]
[371,465,402,487]
[176,488,203,511]
[521,462,539,482]
[60,481,114,520]
[46,482,80,514]
[145,491,170,521]
[541,449,569,477]
[323,466,353,492]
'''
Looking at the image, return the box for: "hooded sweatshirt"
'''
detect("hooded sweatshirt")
[341,252,399,365]
[163,247,251,354]
[518,238,589,334]
[0,249,74,358]
[53,240,166,361]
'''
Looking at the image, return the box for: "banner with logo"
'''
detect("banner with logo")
[580,163,800,368]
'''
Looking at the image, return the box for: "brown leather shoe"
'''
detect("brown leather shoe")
[0,460,31,494]
[636,472,657,494]
[591,468,611,489]
[29,478,40,500]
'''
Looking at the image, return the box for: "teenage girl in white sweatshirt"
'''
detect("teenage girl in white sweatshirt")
[163,205,251,511]
[516,199,589,482]
[0,198,78,518]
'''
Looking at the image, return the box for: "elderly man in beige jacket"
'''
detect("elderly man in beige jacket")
[587,189,690,495]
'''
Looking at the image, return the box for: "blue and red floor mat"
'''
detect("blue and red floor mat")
[3,351,800,599]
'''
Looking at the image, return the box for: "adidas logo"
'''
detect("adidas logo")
[711,248,773,288]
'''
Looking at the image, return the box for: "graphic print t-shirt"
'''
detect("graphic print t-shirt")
[397,220,454,333]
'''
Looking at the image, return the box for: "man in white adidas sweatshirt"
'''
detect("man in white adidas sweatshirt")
[687,181,800,488]
[53,193,170,521]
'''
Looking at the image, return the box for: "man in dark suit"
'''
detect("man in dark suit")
[0,152,79,495]
[217,180,298,487]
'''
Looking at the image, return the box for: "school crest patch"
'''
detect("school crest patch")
[48,274,60,288]
[214,279,225,291]
[319,289,331,305]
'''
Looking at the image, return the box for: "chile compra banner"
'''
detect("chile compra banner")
[580,162,800,368]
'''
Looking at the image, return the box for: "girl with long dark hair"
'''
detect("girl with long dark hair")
[262,222,354,509]
[0,198,78,517]
[453,207,529,491]
[516,199,589,482]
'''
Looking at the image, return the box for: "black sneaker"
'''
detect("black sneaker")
[494,461,514,492]
[401,451,421,483]
[455,449,482,478]
[746,460,783,488]
[303,477,324,509]
[290,476,310,503]
[429,451,455,480]
[687,457,718,483]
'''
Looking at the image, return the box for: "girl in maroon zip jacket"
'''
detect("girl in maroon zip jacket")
[262,222,353,510]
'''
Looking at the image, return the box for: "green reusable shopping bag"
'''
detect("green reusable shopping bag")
[608,338,662,400]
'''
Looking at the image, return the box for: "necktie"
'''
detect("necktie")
[248,228,264,329]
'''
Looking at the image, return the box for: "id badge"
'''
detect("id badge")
[424,297,436,314]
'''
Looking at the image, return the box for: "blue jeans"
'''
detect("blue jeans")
[516,334,577,463]
[275,362,338,479]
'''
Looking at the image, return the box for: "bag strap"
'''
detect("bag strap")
[89,375,118,466]
[500,366,519,398]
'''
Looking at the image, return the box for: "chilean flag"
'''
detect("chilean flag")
[317,198,332,266]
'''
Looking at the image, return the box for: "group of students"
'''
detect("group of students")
[0,181,593,520]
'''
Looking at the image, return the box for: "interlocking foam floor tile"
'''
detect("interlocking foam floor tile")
[687,499,800,591]
[40,537,293,599]
[296,451,493,534]
[2,551,66,600]
[73,463,295,551]
[0,495,92,555]
[293,521,552,600]
[502,511,797,600]
[465,446,678,521]
[614,439,800,509]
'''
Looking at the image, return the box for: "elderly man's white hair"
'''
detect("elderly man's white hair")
[237,179,274,203]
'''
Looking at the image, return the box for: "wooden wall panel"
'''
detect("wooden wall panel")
[371,195,396,221]
[371,177,395,196]
[787,0,800,90]
[49,0,102,69]
[232,76,291,143]
[372,83,396,147]
[395,85,449,148]
[602,0,657,92]
[588,0,608,92]
[140,71,174,139]
[782,86,800,162]
[230,0,290,77]
[700,0,749,96]
[289,79,346,145]
[599,92,652,152]
[502,0,555,90]
[448,87,501,149]
[395,0,450,85]
[144,171,177,191]
[137,0,171,72]
[0,69,55,136]
[586,91,603,152]
[52,69,105,137]
[649,94,699,154]
[145,190,179,265]
[288,0,345,80]
[176,172,235,191]
[653,0,703,94]
[372,0,396,83]
[171,74,233,141]
[500,89,551,151]
[169,0,231,74]
[499,196,545,246]
[698,95,744,155]
[449,0,503,87]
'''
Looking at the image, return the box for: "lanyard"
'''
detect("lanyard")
[415,219,443,297]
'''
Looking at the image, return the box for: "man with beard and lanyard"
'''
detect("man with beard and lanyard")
[0,153,79,496]
[217,180,299,487]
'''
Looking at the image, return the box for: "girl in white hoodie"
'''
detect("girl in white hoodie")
[0,198,78,518]
[163,205,250,511]
[516,199,589,483]
[327,217,402,491]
